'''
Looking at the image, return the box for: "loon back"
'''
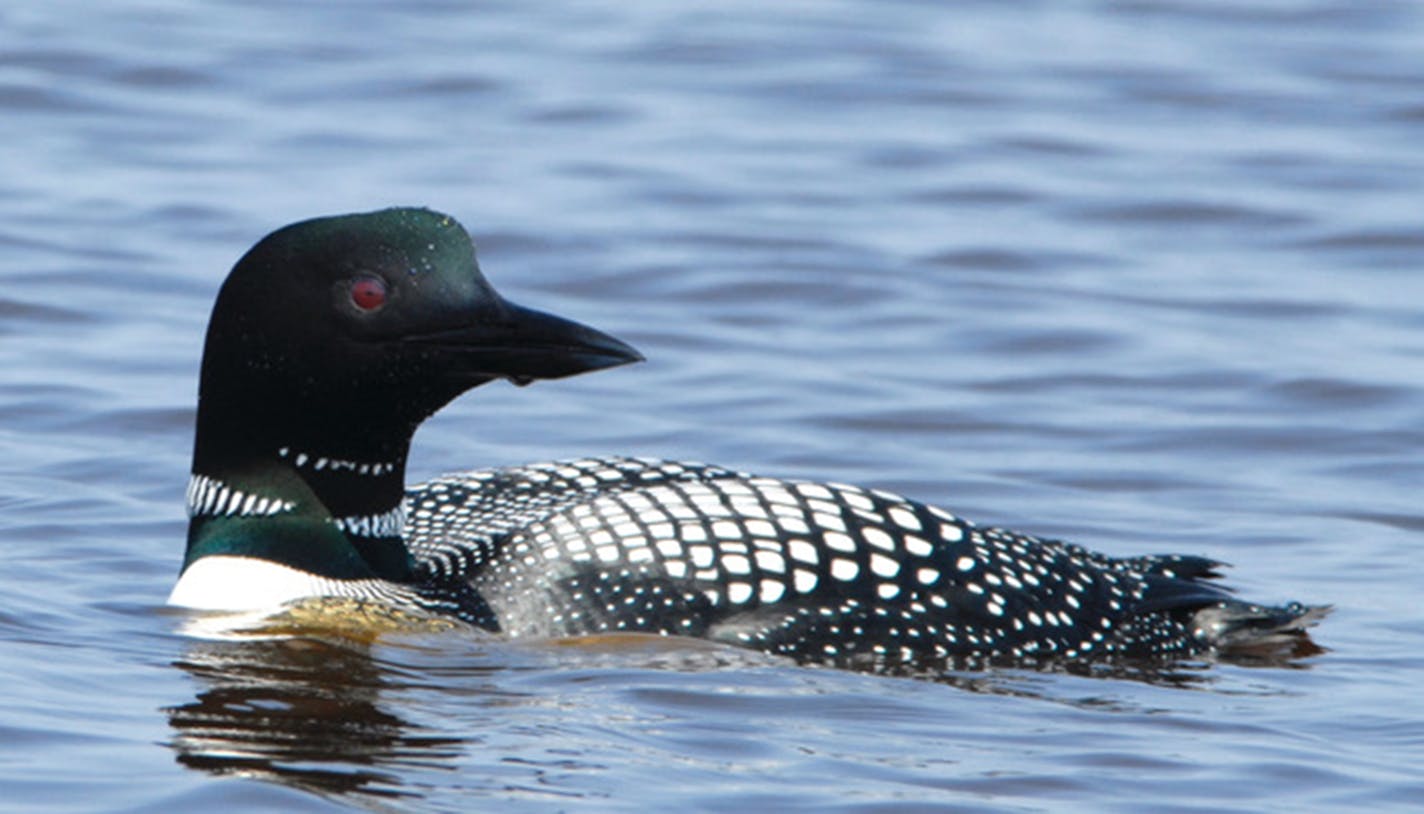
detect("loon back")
[171,207,1325,670]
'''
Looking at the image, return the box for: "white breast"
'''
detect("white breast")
[167,555,329,611]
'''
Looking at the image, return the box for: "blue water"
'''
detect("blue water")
[3,1,1422,811]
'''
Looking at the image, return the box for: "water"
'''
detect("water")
[2,0,1421,810]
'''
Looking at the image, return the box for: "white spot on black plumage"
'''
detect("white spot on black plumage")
[831,558,859,581]
[794,569,818,593]
[721,554,752,576]
[754,550,786,573]
[823,531,856,552]
[869,553,899,578]
[888,506,921,531]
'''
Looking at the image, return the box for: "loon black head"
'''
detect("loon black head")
[179,208,641,594]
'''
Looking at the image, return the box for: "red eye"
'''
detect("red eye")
[351,277,387,311]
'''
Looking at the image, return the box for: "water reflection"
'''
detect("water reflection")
[853,636,1326,700]
[165,637,464,801]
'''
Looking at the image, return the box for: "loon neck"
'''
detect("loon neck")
[184,436,416,581]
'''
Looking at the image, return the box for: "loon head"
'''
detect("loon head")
[178,208,641,598]
[196,207,640,466]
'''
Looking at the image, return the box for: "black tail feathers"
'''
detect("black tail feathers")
[1127,554,1328,662]
[1190,600,1331,659]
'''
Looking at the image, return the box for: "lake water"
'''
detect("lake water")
[2,0,1422,811]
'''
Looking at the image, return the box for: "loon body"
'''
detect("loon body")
[171,208,1324,668]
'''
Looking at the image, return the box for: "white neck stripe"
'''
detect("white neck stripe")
[186,474,296,519]
[331,505,406,538]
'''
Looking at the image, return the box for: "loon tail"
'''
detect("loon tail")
[1127,555,1330,661]
[1191,600,1332,658]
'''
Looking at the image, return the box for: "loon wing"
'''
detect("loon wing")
[403,457,1321,663]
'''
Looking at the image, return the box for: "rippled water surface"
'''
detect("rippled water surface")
[3,1,1422,811]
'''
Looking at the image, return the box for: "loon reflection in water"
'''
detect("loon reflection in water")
[166,637,464,800]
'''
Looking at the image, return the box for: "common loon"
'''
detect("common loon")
[170,207,1324,668]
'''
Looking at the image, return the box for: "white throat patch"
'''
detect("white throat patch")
[278,447,397,476]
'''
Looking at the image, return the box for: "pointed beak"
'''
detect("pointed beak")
[403,299,644,384]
